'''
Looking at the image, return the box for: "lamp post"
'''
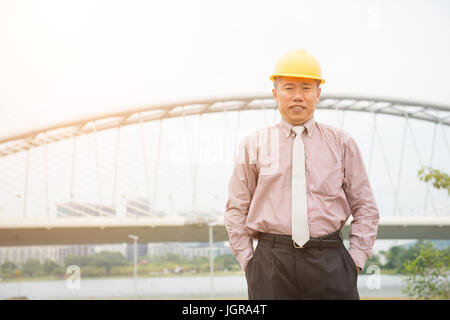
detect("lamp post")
[208,222,217,299]
[16,194,21,218]
[128,234,138,298]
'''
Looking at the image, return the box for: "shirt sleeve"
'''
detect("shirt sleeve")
[342,134,380,270]
[224,135,258,271]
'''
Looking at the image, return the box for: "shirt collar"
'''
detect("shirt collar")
[279,116,316,138]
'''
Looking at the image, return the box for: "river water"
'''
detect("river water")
[0,274,408,300]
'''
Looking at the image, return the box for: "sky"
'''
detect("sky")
[0,0,450,139]
[0,0,449,253]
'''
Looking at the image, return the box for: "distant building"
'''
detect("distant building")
[0,199,230,266]
[126,243,148,261]
[182,242,232,259]
[147,243,184,257]
[0,244,92,265]
[145,241,232,259]
[59,245,92,262]
[91,244,127,257]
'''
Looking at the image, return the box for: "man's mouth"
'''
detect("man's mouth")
[289,106,306,110]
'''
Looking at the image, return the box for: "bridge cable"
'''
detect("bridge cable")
[375,117,396,196]
[167,121,173,216]
[93,120,103,207]
[70,134,77,204]
[438,119,450,212]
[424,122,438,212]
[153,119,163,216]
[367,113,377,180]
[223,102,231,167]
[112,126,121,211]
[439,118,450,157]
[393,116,408,216]
[139,112,151,216]
[44,131,50,219]
[406,116,437,212]
[192,113,203,213]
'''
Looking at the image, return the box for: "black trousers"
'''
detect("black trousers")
[245,229,359,300]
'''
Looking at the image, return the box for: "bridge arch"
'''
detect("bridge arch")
[1,94,449,157]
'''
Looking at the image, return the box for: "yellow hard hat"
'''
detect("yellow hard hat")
[270,49,325,84]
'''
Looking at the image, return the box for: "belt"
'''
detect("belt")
[258,229,342,249]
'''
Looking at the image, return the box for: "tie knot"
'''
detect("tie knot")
[292,126,305,136]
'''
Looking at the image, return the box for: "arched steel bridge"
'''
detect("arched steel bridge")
[0,94,449,246]
[1,94,449,156]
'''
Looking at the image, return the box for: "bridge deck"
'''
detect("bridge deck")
[0,216,449,246]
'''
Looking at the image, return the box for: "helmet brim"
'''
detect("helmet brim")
[270,73,325,84]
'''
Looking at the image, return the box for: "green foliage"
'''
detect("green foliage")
[214,254,240,271]
[64,255,94,268]
[1,250,241,280]
[42,259,60,275]
[163,253,182,263]
[1,261,18,278]
[65,251,128,274]
[110,265,135,276]
[90,251,128,273]
[383,243,422,273]
[418,166,450,195]
[359,253,382,275]
[80,266,107,277]
[402,242,449,300]
[22,258,41,277]
[52,266,66,278]
[1,261,17,273]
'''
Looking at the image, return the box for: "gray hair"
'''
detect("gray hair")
[273,77,320,89]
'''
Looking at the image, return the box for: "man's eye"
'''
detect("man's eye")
[285,87,293,90]
[303,87,311,90]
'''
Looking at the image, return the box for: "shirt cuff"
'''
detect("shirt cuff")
[348,248,367,270]
[235,246,254,271]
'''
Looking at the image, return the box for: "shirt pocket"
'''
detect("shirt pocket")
[310,158,343,196]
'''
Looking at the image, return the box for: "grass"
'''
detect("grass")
[0,270,245,283]
[1,268,402,283]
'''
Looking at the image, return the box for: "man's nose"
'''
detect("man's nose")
[292,90,305,102]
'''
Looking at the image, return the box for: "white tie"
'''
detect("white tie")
[291,126,310,247]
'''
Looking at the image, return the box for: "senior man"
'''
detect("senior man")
[224,49,380,300]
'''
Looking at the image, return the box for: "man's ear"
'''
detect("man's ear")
[316,87,321,103]
[272,88,278,102]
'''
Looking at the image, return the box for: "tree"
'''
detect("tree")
[163,253,182,263]
[1,261,18,278]
[90,251,128,273]
[64,255,94,268]
[402,242,449,300]
[417,166,450,195]
[42,259,61,275]
[22,258,41,277]
[214,254,239,271]
[382,241,428,272]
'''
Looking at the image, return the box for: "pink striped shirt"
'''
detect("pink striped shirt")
[224,116,380,271]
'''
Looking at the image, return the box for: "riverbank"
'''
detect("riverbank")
[0,268,402,283]
[0,270,245,283]
[0,274,411,300]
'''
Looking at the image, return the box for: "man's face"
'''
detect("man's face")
[272,77,321,126]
